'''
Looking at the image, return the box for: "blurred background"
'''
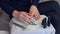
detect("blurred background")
[40,0,60,4]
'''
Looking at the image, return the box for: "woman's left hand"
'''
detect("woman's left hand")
[29,5,40,20]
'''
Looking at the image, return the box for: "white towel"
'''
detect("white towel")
[9,15,55,34]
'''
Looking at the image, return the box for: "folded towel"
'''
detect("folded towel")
[9,15,55,34]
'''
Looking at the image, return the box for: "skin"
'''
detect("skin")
[29,5,40,20]
[13,5,40,21]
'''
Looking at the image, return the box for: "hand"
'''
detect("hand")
[29,5,40,20]
[12,10,31,21]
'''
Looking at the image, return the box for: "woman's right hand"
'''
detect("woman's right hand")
[12,10,31,21]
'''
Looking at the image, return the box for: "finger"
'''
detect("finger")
[18,14,27,22]
[21,12,29,14]
[21,12,32,19]
[29,13,34,18]
[24,13,31,19]
[34,13,36,19]
[30,11,35,18]
[34,13,40,20]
